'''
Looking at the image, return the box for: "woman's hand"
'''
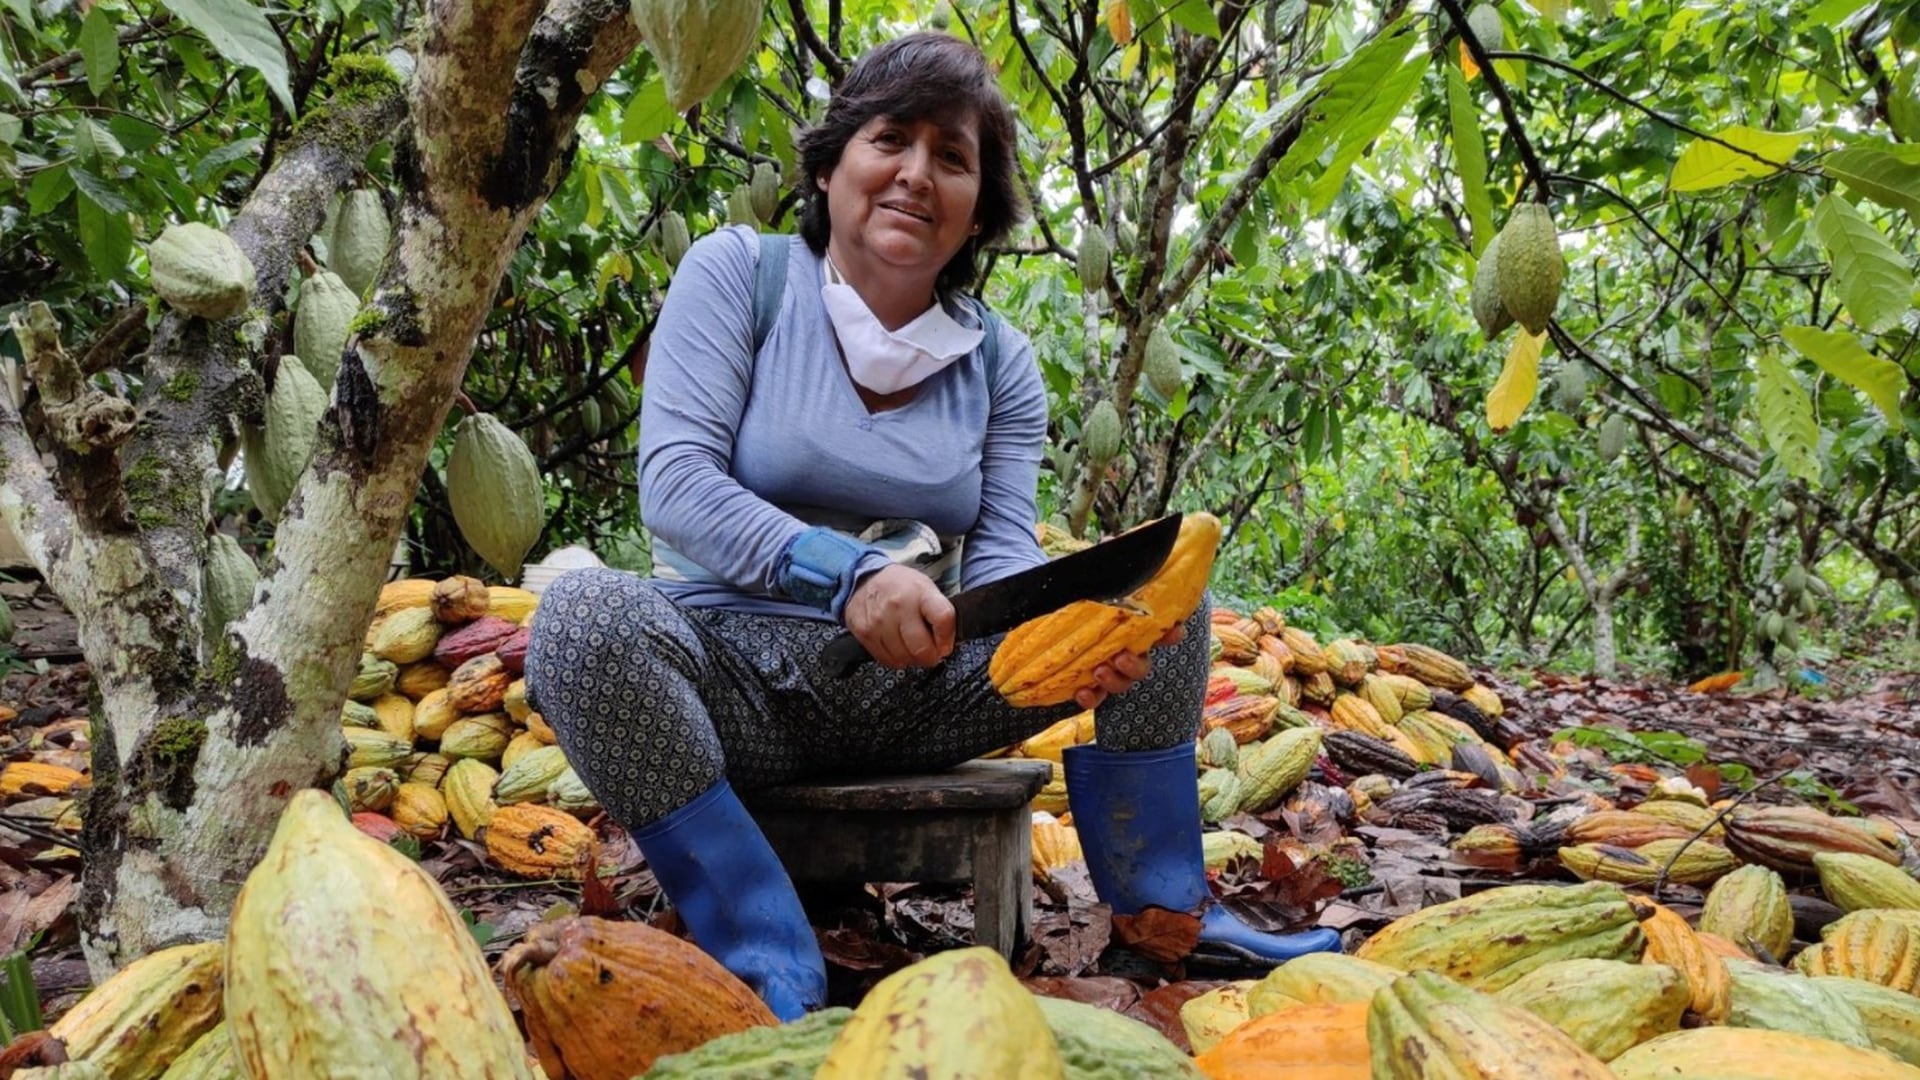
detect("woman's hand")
[1073,622,1187,711]
[845,565,957,670]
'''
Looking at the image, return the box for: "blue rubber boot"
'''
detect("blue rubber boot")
[1063,742,1343,966]
[632,780,827,1020]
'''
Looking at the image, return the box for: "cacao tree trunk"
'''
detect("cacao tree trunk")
[1541,504,1640,679]
[0,0,639,977]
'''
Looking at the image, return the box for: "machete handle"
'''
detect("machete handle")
[819,632,873,679]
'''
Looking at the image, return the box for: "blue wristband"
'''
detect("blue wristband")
[776,528,878,617]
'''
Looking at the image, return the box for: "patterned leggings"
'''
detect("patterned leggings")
[523,569,1210,826]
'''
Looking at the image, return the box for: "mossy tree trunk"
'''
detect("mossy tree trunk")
[0,0,639,978]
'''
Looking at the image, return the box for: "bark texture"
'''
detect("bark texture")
[0,0,639,976]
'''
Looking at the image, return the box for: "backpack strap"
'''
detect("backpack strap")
[751,231,1002,383]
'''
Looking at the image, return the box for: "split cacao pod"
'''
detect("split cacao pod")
[1353,881,1643,992]
[1610,1027,1920,1080]
[991,514,1219,707]
[224,789,535,1077]
[1366,969,1613,1079]
[814,947,1065,1079]
[47,941,224,1080]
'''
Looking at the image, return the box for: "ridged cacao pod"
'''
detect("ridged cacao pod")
[1280,627,1328,676]
[1367,969,1613,1079]
[46,942,224,1080]
[1324,730,1419,780]
[440,710,514,762]
[485,803,596,879]
[1078,228,1109,292]
[446,413,545,580]
[447,654,512,714]
[1321,639,1372,686]
[1212,625,1260,665]
[488,585,540,623]
[815,947,1064,1079]
[1558,838,1740,888]
[1198,999,1372,1079]
[1353,881,1643,992]
[1200,829,1262,872]
[496,626,531,675]
[1554,361,1589,412]
[1791,911,1920,993]
[660,211,692,269]
[1469,229,1514,339]
[1450,823,1526,873]
[1179,982,1256,1056]
[1700,864,1796,958]
[328,187,389,299]
[240,356,325,522]
[1247,952,1402,1016]
[494,744,571,804]
[158,1018,236,1079]
[1199,767,1244,824]
[1033,995,1202,1078]
[1816,851,1920,913]
[432,574,493,625]
[1633,796,1725,836]
[392,780,449,838]
[1202,694,1279,745]
[199,531,257,645]
[1386,643,1474,691]
[991,514,1218,707]
[630,0,765,111]
[412,688,460,741]
[1358,674,1405,725]
[635,1007,852,1078]
[501,915,778,1080]
[1493,958,1688,1061]
[292,268,357,391]
[1633,898,1733,1024]
[341,765,400,813]
[1144,323,1183,399]
[1082,399,1122,464]
[374,577,436,617]
[502,728,543,768]
[1197,725,1240,771]
[366,605,441,665]
[1234,727,1322,814]
[435,614,521,668]
[1329,694,1391,739]
[367,693,414,742]
[348,651,397,701]
[1564,809,1696,849]
[1611,1027,1920,1080]
[342,726,412,770]
[1459,683,1503,717]
[443,757,500,839]
[225,789,535,1077]
[406,751,451,787]
[1817,975,1920,1067]
[149,222,255,320]
[546,768,600,816]
[1724,958,1876,1047]
[1494,202,1564,334]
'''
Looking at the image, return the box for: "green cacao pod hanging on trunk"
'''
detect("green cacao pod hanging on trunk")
[149,222,256,320]
[240,357,326,522]
[1082,399,1122,464]
[1469,230,1514,338]
[1495,202,1564,333]
[660,211,692,269]
[1144,323,1183,398]
[293,268,359,392]
[202,531,258,640]
[630,0,766,112]
[329,187,390,299]
[446,412,546,580]
[1078,228,1110,293]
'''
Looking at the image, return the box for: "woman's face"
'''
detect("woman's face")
[817,112,982,282]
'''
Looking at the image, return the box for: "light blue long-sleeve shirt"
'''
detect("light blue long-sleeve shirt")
[638,226,1050,621]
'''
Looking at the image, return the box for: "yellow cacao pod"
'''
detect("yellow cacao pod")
[1557,838,1740,889]
[149,221,256,320]
[413,687,460,741]
[1494,202,1563,334]
[157,1018,236,1079]
[1611,1027,1920,1080]
[1792,910,1920,994]
[484,803,596,879]
[488,585,540,623]
[366,605,441,664]
[405,751,451,787]
[1816,851,1920,913]
[446,413,545,580]
[1492,958,1688,1061]
[1634,897,1732,1024]
[374,577,437,617]
[815,947,1065,1079]
[500,729,545,770]
[440,710,514,762]
[1460,683,1503,716]
[1358,674,1404,725]
[1178,981,1257,1056]
[990,514,1219,707]
[1353,881,1643,992]
[1700,864,1795,959]
[443,757,500,840]
[1366,969,1613,1080]
[1247,952,1403,1017]
[392,780,449,839]
[430,574,492,624]
[47,942,224,1080]
[224,789,535,1078]
[340,765,399,813]
[1199,999,1373,1079]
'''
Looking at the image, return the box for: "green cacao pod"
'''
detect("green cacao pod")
[1353,881,1644,992]
[343,727,413,770]
[1367,969,1614,1079]
[546,767,601,816]
[661,210,692,269]
[1032,994,1204,1079]
[1494,202,1564,334]
[1493,958,1689,1061]
[446,412,546,581]
[1197,725,1239,771]
[158,1019,238,1079]
[1469,229,1514,338]
[1199,767,1245,824]
[1724,958,1875,1047]
[149,222,256,320]
[1816,975,1920,1066]
[1599,413,1630,461]
[201,531,257,640]
[292,268,358,392]
[750,162,779,223]
[1143,323,1182,399]
[1611,1028,1918,1080]
[225,789,536,1077]
[630,0,765,112]
[1078,228,1110,293]
[1465,3,1503,46]
[1815,851,1920,913]
[815,947,1065,1079]
[1234,726,1321,814]
[1700,864,1795,958]
[492,744,570,804]
[1555,362,1588,412]
[1248,952,1403,1015]
[1082,399,1122,464]
[328,187,389,298]
[341,765,400,813]
[727,184,757,226]
[641,1007,853,1079]
[348,652,398,702]
[240,356,325,522]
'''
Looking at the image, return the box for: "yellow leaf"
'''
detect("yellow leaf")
[1105,0,1133,45]
[1487,328,1547,432]
[1460,40,1480,81]
[1669,126,1810,192]
[1120,40,1141,81]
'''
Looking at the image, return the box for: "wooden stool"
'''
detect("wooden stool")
[741,759,1052,959]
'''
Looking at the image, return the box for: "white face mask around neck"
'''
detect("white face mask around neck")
[819,256,984,395]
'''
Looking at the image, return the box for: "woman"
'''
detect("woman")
[525,33,1337,1021]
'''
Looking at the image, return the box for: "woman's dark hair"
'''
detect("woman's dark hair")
[795,33,1025,295]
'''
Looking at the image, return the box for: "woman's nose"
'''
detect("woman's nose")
[894,141,934,189]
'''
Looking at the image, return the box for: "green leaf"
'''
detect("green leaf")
[1166,0,1221,38]
[1810,194,1913,334]
[0,0,32,29]
[1306,37,1425,214]
[1269,17,1415,190]
[0,36,21,104]
[1669,125,1808,191]
[155,0,295,116]
[1782,324,1912,425]
[1754,350,1824,485]
[1797,0,1874,30]
[0,113,19,146]
[620,79,673,144]
[27,165,73,216]
[76,190,132,279]
[69,166,133,214]
[582,160,604,230]
[1824,143,1920,218]
[80,5,119,99]
[1446,66,1492,256]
